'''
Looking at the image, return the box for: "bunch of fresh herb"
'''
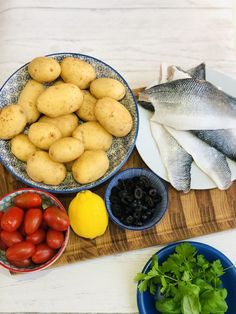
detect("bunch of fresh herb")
[135,243,229,314]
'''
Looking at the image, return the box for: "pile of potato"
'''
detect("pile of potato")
[0,56,133,185]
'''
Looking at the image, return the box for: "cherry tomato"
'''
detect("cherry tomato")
[26,228,46,245]
[32,243,55,264]
[13,192,42,209]
[0,238,7,251]
[1,230,23,247]
[8,258,32,268]
[43,206,69,231]
[24,208,43,235]
[0,212,3,231]
[6,241,35,261]
[40,220,48,230]
[46,229,64,249]
[1,207,24,232]
[19,223,26,236]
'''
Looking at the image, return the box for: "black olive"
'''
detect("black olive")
[133,212,141,220]
[145,196,155,208]
[134,187,143,200]
[111,186,120,195]
[110,195,119,204]
[149,188,158,197]
[119,190,128,199]
[138,176,151,189]
[132,200,138,208]
[154,195,162,203]
[134,221,143,227]
[141,214,148,221]
[112,207,122,218]
[125,216,134,225]
[141,205,148,212]
[135,205,143,213]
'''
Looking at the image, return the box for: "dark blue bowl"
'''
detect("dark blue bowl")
[105,168,168,231]
[137,241,236,314]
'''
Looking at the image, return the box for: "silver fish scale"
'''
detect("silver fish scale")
[193,129,236,161]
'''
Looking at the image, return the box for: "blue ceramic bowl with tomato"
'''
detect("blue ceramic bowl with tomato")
[137,241,236,314]
[0,188,70,273]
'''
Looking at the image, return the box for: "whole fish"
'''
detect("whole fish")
[150,122,192,192]
[165,126,232,190]
[139,78,236,130]
[193,129,236,162]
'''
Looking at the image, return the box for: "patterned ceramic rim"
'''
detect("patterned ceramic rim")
[0,52,139,194]
[105,168,168,231]
[0,188,70,273]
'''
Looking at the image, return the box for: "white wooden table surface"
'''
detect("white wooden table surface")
[0,1,236,312]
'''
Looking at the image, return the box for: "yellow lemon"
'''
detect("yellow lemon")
[68,190,108,239]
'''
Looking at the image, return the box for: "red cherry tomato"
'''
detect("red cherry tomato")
[0,238,7,251]
[26,228,46,245]
[46,229,64,249]
[19,223,26,236]
[8,258,32,268]
[1,207,24,232]
[0,212,3,231]
[43,206,69,231]
[40,220,48,230]
[24,208,43,235]
[13,192,42,209]
[32,243,55,264]
[6,241,35,261]
[1,230,23,247]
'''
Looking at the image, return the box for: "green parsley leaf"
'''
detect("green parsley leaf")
[200,289,228,313]
[211,259,225,277]
[156,298,181,313]
[175,242,196,259]
[134,272,147,282]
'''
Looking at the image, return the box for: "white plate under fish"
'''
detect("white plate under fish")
[136,69,236,190]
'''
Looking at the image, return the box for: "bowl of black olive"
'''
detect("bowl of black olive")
[105,168,168,230]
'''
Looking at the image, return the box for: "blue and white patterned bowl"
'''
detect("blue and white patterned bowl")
[0,188,70,273]
[105,168,168,231]
[0,53,139,193]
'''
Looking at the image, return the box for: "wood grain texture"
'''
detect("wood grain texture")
[1,147,236,269]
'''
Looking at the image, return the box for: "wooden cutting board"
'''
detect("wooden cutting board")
[1,148,236,269]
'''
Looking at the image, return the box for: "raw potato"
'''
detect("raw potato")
[94,97,133,137]
[76,91,97,122]
[28,122,62,150]
[0,104,27,139]
[28,57,61,83]
[90,78,126,100]
[36,83,83,117]
[72,150,109,184]
[39,114,79,137]
[27,151,66,185]
[49,137,84,163]
[18,80,45,123]
[73,122,112,151]
[61,57,96,89]
[52,79,64,86]
[11,134,37,162]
